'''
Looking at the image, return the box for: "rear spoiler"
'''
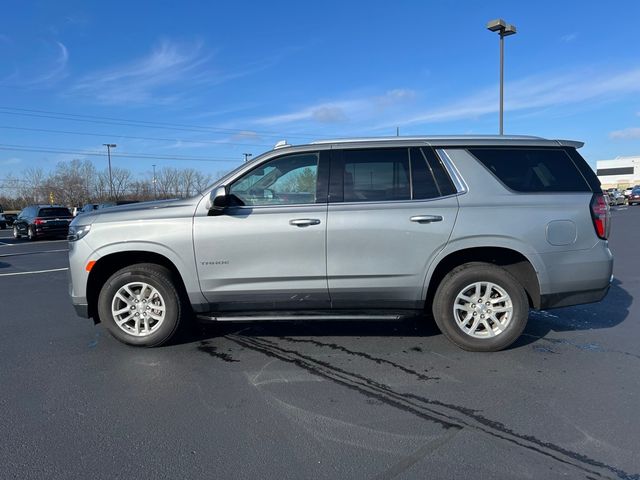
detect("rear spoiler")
[556,139,584,149]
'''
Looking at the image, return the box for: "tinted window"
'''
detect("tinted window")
[230,153,318,206]
[423,148,456,197]
[410,148,440,199]
[38,207,72,217]
[343,148,410,202]
[469,148,591,192]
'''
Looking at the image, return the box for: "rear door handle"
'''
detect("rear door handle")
[410,215,443,223]
[289,218,321,227]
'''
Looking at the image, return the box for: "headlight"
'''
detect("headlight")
[68,224,91,241]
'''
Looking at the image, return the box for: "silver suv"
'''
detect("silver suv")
[68,136,613,351]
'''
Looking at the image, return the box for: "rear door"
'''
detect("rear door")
[326,146,459,309]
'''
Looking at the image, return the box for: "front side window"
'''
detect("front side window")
[342,148,410,202]
[229,153,319,206]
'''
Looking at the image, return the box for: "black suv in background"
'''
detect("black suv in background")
[13,205,74,240]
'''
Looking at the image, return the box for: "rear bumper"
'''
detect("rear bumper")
[540,282,611,309]
[35,226,69,236]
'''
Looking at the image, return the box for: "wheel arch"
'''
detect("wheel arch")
[425,246,541,310]
[86,251,190,322]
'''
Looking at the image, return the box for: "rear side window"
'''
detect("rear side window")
[38,207,72,217]
[469,148,591,192]
[410,147,456,199]
[343,148,410,202]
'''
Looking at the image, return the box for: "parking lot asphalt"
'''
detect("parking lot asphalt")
[1,208,639,480]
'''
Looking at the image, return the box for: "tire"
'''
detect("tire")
[0,222,5,230]
[13,226,21,239]
[432,262,529,352]
[97,263,186,347]
[27,226,37,241]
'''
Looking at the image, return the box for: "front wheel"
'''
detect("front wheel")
[97,263,187,347]
[432,262,529,352]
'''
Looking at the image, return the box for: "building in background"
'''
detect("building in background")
[596,156,640,189]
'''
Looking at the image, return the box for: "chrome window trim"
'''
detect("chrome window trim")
[436,148,468,194]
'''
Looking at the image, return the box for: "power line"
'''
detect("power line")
[0,125,274,148]
[0,106,331,141]
[0,143,243,163]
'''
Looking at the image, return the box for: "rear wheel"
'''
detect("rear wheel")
[13,226,21,239]
[432,262,529,352]
[97,263,186,347]
[27,226,37,241]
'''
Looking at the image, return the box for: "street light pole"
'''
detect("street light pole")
[103,143,117,199]
[152,164,157,199]
[243,153,252,163]
[487,19,516,135]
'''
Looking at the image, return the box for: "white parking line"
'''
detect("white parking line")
[0,239,68,247]
[0,249,69,258]
[0,267,69,277]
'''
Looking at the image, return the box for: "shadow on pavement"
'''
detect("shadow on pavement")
[176,279,630,350]
[512,278,631,348]
[178,316,442,346]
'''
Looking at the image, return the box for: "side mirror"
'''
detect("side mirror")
[208,186,228,215]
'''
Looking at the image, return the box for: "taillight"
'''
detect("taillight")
[34,218,45,225]
[590,193,610,240]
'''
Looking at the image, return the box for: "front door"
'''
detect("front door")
[193,150,330,311]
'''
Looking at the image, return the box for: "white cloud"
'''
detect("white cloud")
[609,127,640,139]
[385,66,640,128]
[251,88,417,127]
[69,40,285,105]
[70,40,210,104]
[560,33,578,43]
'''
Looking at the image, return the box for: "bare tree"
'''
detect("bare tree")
[111,167,132,200]
[156,167,180,198]
[20,167,45,204]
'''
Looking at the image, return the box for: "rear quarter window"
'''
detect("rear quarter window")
[468,148,592,193]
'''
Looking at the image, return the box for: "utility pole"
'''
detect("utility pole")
[487,19,517,135]
[152,164,157,200]
[103,143,117,199]
[396,127,400,137]
[243,153,252,163]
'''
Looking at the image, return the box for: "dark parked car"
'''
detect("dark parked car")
[628,188,640,206]
[13,205,74,240]
[2,213,17,227]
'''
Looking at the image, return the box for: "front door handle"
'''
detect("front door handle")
[289,218,321,227]
[410,215,443,223]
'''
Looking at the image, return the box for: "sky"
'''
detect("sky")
[1,0,640,181]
